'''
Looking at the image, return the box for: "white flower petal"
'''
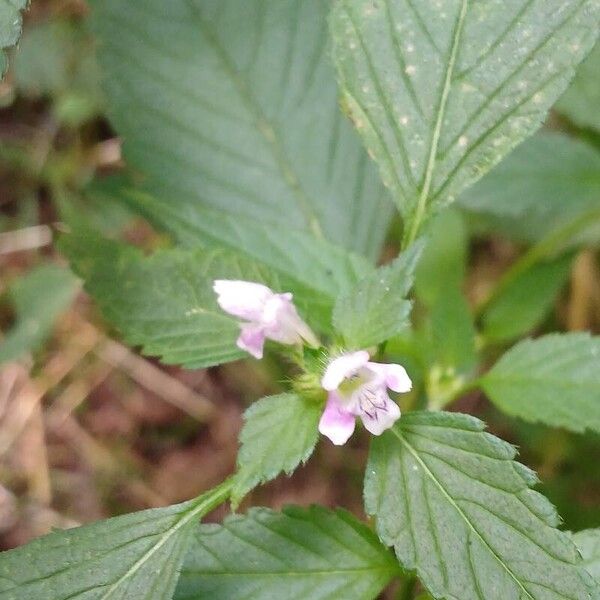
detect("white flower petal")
[262,294,319,347]
[318,392,356,445]
[213,280,273,321]
[367,362,412,393]
[236,323,266,359]
[360,395,401,436]
[215,281,319,352]
[321,351,370,391]
[262,295,304,344]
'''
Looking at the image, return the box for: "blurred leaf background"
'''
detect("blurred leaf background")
[1,2,600,586]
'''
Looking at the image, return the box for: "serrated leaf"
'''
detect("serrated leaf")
[481,333,600,434]
[365,411,596,600]
[333,242,422,348]
[232,394,322,507]
[175,505,398,600]
[89,0,393,261]
[574,529,600,582]
[60,232,330,369]
[123,191,373,302]
[331,0,600,229]
[481,253,574,343]
[0,264,79,364]
[459,132,600,244]
[557,41,600,132]
[0,483,231,600]
[0,0,27,78]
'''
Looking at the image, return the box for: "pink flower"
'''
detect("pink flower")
[319,351,411,445]
[213,280,318,359]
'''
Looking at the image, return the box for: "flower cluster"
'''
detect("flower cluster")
[214,280,411,444]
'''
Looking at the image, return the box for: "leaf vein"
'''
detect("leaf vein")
[392,428,535,599]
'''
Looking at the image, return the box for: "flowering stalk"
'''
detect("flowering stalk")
[213,280,412,445]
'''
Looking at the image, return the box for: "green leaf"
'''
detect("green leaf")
[557,41,600,132]
[418,285,477,412]
[415,209,468,307]
[89,0,392,261]
[481,253,574,343]
[123,191,373,303]
[232,394,322,508]
[481,333,600,434]
[331,0,600,233]
[12,18,103,124]
[0,483,231,600]
[333,242,422,348]
[427,287,477,375]
[60,232,329,369]
[13,19,73,94]
[56,180,135,237]
[175,505,398,600]
[413,210,476,380]
[459,132,600,244]
[574,529,600,582]
[0,264,79,364]
[0,0,27,78]
[365,411,596,600]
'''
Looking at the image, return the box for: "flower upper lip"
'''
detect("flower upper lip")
[321,350,371,390]
[213,279,318,359]
[318,351,412,445]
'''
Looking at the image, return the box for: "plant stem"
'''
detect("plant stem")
[188,478,234,520]
[402,0,469,251]
[427,374,482,411]
[475,206,600,318]
[396,577,416,600]
[446,378,482,407]
[376,340,389,361]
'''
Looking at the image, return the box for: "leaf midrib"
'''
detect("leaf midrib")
[406,0,469,243]
[430,0,591,208]
[98,486,230,600]
[181,565,396,577]
[185,0,324,240]
[97,512,191,599]
[391,427,535,600]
